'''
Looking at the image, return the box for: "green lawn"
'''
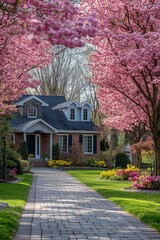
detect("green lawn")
[0,174,32,240]
[67,170,160,232]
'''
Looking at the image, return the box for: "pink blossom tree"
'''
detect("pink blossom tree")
[84,0,160,175]
[1,0,97,48]
[0,34,52,114]
[0,0,98,113]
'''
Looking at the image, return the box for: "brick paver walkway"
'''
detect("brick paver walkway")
[15,168,160,240]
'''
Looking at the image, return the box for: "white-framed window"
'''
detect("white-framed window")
[70,108,75,120]
[83,108,88,121]
[10,134,15,144]
[28,105,37,118]
[58,135,68,153]
[83,135,93,154]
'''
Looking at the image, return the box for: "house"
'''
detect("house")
[10,94,100,160]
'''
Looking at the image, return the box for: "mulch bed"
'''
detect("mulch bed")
[123,187,160,194]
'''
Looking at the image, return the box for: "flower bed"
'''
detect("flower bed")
[100,165,140,181]
[47,160,72,168]
[47,159,107,168]
[95,160,106,168]
[132,176,160,190]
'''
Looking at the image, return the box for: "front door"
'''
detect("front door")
[27,134,41,159]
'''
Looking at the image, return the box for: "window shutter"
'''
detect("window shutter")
[69,135,72,147]
[79,135,83,145]
[93,135,97,154]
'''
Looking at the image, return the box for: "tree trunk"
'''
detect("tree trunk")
[152,126,160,176]
[131,152,142,168]
[154,146,160,176]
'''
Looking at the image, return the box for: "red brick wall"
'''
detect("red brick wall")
[53,134,58,144]
[15,133,23,150]
[41,133,50,157]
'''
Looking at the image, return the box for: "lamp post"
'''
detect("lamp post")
[2,136,7,181]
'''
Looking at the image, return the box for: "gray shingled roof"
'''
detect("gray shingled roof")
[10,95,100,132]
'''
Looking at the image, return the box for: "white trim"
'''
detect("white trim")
[57,130,100,133]
[52,101,79,110]
[82,108,89,121]
[22,119,57,132]
[52,100,93,110]
[83,135,93,154]
[15,96,49,107]
[69,107,76,121]
[11,134,15,144]
[23,132,26,141]
[35,134,41,159]
[58,134,68,154]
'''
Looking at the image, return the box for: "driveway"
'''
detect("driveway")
[15,168,160,240]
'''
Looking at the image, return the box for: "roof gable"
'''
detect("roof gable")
[15,96,49,107]
[52,100,93,110]
[22,119,57,132]
[80,101,93,109]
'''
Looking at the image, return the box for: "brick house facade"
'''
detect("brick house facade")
[10,95,100,160]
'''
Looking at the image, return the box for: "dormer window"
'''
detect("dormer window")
[83,108,88,121]
[28,105,37,118]
[70,108,75,120]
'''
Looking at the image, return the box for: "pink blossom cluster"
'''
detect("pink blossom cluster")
[132,176,160,190]
[9,167,17,177]
[116,169,140,180]
[1,0,98,48]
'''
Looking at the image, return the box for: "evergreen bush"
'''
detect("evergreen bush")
[52,143,60,160]
[115,152,130,168]
[7,148,23,174]
[19,141,28,160]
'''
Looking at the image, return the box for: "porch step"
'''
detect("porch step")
[32,161,48,167]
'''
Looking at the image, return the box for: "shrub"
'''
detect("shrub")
[85,158,97,167]
[47,159,72,168]
[6,160,17,169]
[19,141,28,160]
[132,176,160,190]
[7,149,23,174]
[67,144,84,166]
[115,152,130,168]
[20,159,30,173]
[52,143,60,160]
